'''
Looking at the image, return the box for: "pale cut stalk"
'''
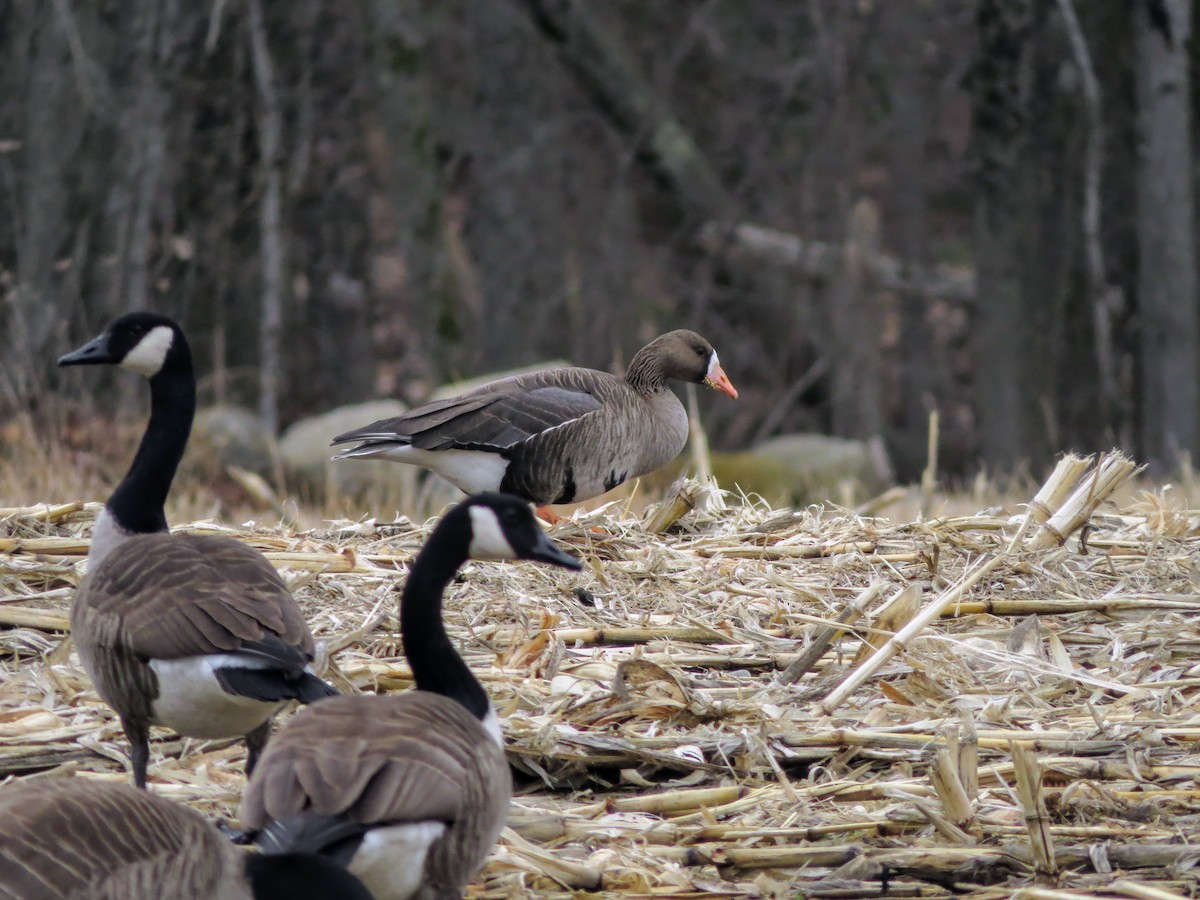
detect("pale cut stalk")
[498,827,603,890]
[686,382,726,512]
[912,797,974,844]
[920,408,939,514]
[1110,879,1194,900]
[850,583,921,666]
[818,529,1027,715]
[1028,451,1143,550]
[1028,453,1093,524]
[777,582,885,685]
[820,452,1141,713]
[645,478,703,533]
[930,743,974,829]
[958,709,979,800]
[1011,740,1058,876]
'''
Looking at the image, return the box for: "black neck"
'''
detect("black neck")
[400,514,490,720]
[624,346,667,394]
[106,363,196,535]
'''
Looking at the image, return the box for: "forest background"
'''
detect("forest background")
[1,0,1197,489]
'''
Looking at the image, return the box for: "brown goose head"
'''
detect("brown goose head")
[626,329,738,398]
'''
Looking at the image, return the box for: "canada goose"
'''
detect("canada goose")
[58,312,338,788]
[331,330,737,514]
[0,778,372,900]
[239,493,582,900]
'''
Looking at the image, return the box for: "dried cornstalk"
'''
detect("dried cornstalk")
[850,583,921,666]
[930,743,974,830]
[958,708,979,800]
[1011,741,1057,876]
[645,479,702,533]
[497,828,603,890]
[777,582,885,685]
[0,501,86,522]
[1028,454,1093,524]
[1028,451,1142,549]
[818,539,1024,714]
[1111,880,1194,900]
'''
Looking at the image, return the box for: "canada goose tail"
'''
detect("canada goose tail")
[254,812,368,867]
[214,667,339,704]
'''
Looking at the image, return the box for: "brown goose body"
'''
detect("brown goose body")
[0,779,249,900]
[240,494,582,900]
[332,330,737,507]
[242,693,509,900]
[73,532,328,764]
[58,313,337,788]
[0,779,372,899]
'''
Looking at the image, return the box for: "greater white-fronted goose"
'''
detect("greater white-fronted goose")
[58,312,338,788]
[0,778,372,899]
[239,493,582,900]
[331,330,737,512]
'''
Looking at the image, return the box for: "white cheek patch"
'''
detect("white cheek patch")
[468,506,517,560]
[120,325,175,376]
[706,351,721,380]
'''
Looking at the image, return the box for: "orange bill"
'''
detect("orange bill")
[705,364,738,399]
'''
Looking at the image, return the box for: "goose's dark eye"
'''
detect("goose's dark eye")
[694,346,706,357]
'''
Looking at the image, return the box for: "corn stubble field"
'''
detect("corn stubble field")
[5,449,1200,898]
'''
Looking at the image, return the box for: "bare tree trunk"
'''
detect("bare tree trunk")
[513,0,735,225]
[248,0,285,433]
[1134,0,1197,469]
[4,1,90,405]
[970,0,1038,471]
[829,200,884,440]
[1056,0,1122,436]
[884,0,937,478]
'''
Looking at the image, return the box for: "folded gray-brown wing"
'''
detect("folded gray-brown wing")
[332,369,617,453]
[0,779,238,900]
[241,693,503,830]
[74,532,314,661]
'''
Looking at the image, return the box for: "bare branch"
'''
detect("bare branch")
[1055,0,1121,423]
[247,0,286,432]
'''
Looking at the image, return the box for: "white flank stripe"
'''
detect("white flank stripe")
[149,654,282,738]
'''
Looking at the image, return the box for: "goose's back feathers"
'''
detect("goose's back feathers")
[0,779,248,900]
[241,692,508,830]
[241,692,511,899]
[71,532,331,743]
[74,533,313,662]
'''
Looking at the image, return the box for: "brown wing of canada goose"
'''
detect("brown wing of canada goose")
[0,778,244,899]
[240,693,506,830]
[75,532,314,660]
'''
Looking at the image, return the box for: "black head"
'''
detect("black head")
[244,851,374,900]
[451,492,582,568]
[58,312,189,378]
[642,330,738,398]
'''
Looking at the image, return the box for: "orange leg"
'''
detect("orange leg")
[536,506,563,524]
